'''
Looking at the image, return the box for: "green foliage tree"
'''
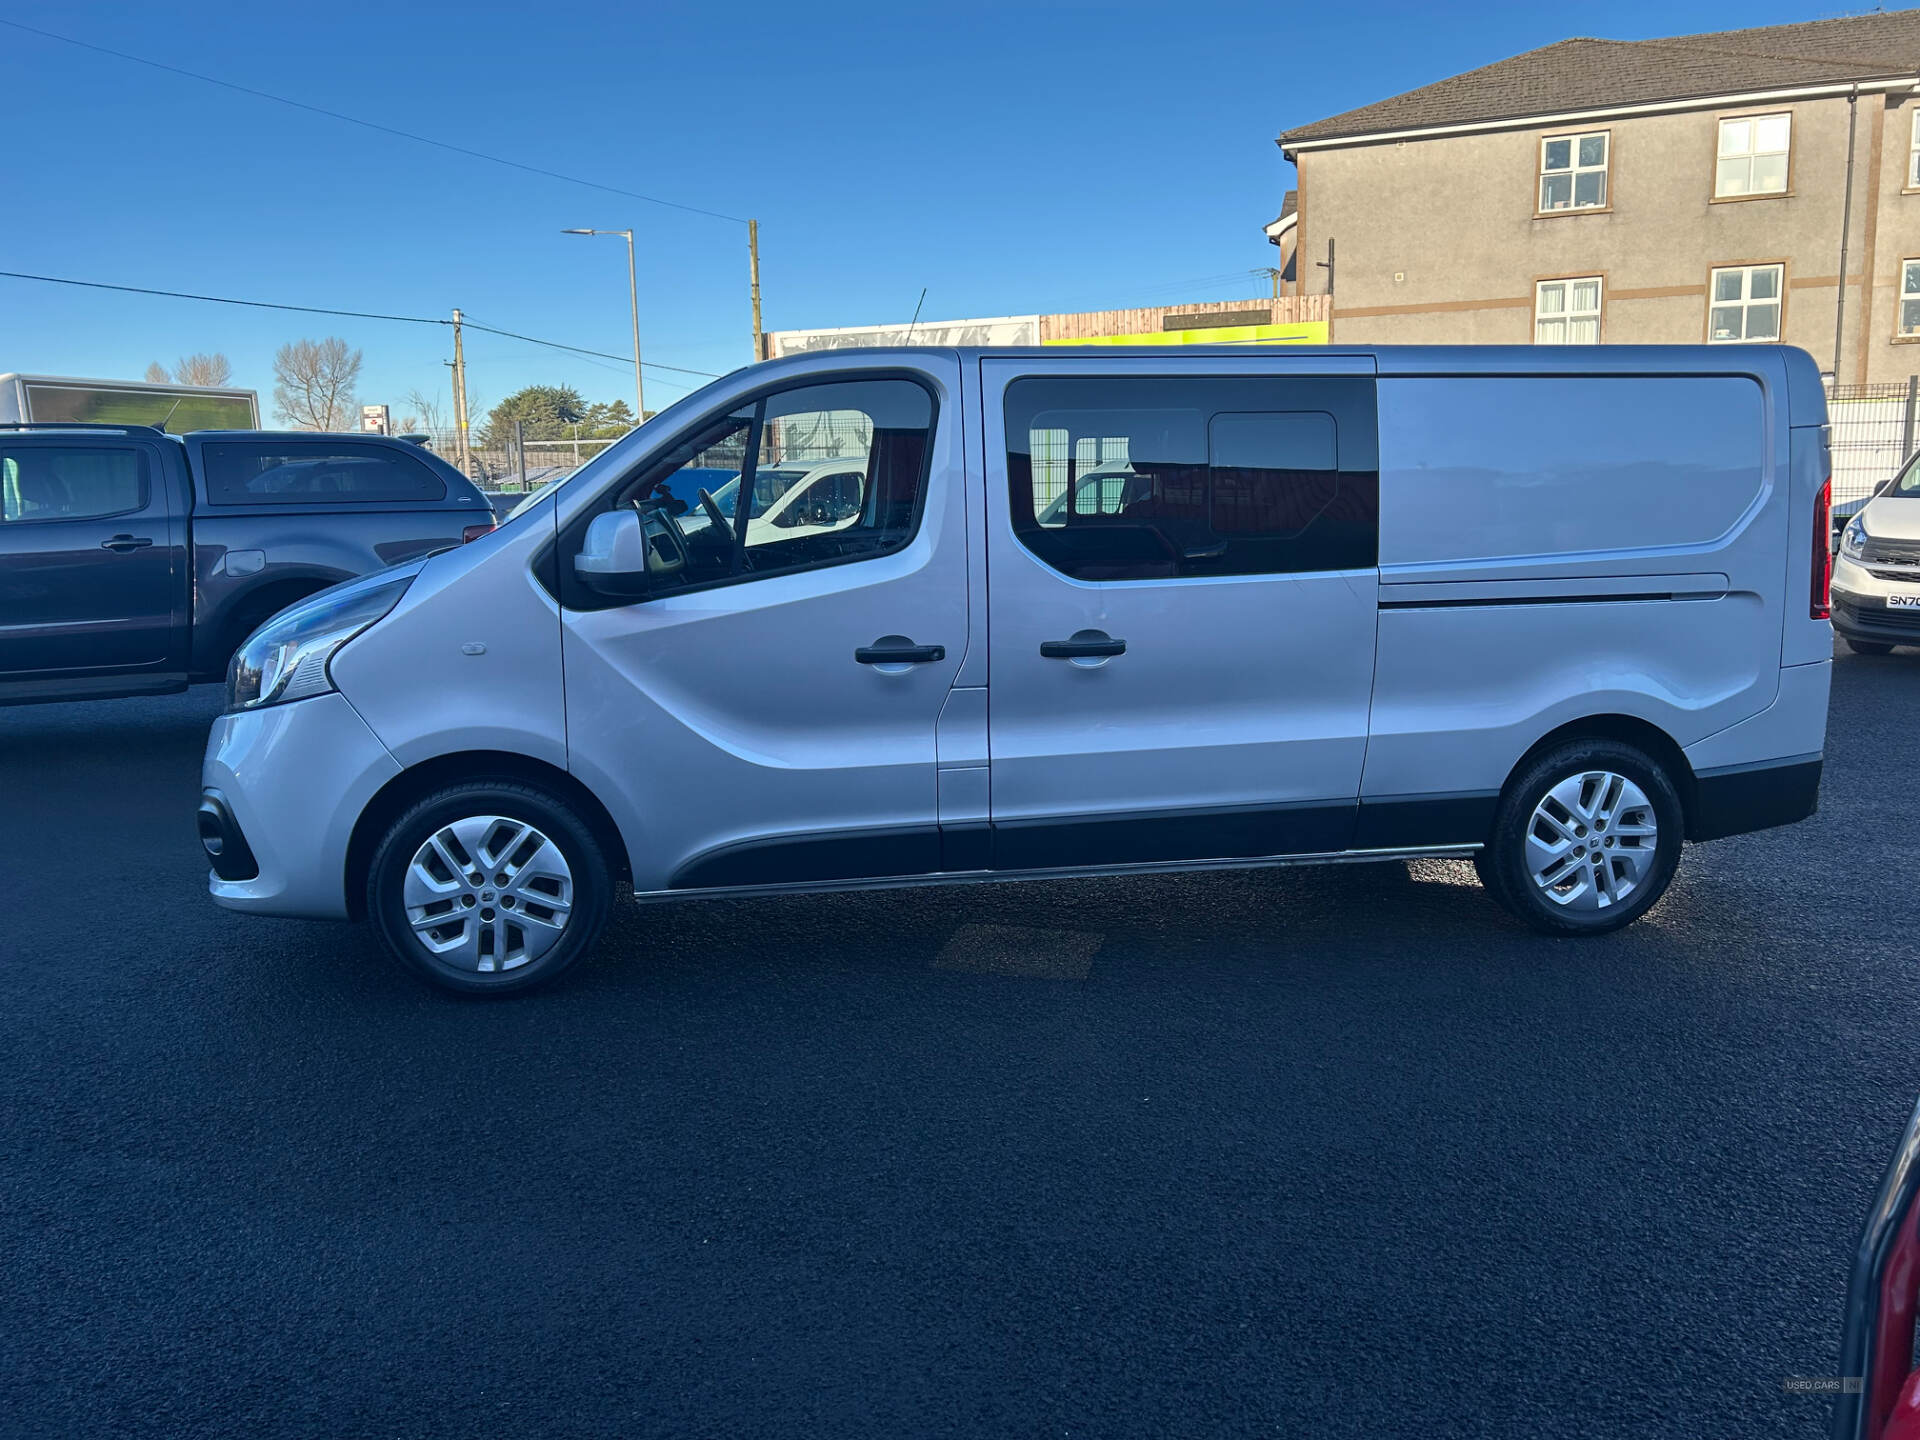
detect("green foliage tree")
[481,387,639,449]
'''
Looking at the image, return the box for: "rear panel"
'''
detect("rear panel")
[1364,347,1792,802]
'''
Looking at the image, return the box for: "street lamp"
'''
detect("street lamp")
[561,228,645,422]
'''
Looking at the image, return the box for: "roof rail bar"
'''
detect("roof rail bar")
[0,421,169,436]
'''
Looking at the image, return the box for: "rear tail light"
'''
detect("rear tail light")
[1813,477,1833,620]
[462,520,496,544]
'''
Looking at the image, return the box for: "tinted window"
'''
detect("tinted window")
[607,377,933,596]
[201,441,447,504]
[0,446,147,522]
[1006,376,1377,580]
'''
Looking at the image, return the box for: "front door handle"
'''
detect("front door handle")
[100,534,154,553]
[1041,631,1126,659]
[855,637,946,665]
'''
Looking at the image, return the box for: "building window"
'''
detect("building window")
[1535,278,1603,344]
[1540,131,1608,211]
[1910,111,1920,188]
[1902,261,1920,336]
[1716,114,1790,197]
[1708,264,1784,342]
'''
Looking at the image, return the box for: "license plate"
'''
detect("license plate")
[1889,593,1920,609]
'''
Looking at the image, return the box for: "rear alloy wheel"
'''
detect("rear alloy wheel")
[368,781,611,994]
[1475,739,1683,937]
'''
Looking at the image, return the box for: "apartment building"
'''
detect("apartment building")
[1276,11,1920,384]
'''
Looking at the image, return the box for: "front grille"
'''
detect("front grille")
[1860,535,1920,566]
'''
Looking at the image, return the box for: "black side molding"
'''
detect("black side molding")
[1686,753,1822,842]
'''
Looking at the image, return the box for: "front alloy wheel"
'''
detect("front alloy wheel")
[369,781,611,994]
[403,815,574,974]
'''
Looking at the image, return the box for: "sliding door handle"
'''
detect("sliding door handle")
[855,637,945,665]
[1041,631,1126,660]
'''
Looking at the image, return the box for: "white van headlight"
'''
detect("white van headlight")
[1842,516,1868,560]
[226,574,414,713]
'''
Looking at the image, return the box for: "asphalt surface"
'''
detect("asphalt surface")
[3,646,1918,1439]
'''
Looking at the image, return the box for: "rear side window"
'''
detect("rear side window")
[0,446,147,522]
[1005,375,1378,580]
[201,441,447,505]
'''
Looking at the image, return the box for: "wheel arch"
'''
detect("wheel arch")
[344,750,632,921]
[1502,713,1698,829]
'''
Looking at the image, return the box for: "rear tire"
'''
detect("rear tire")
[1843,637,1896,656]
[367,780,612,995]
[1476,738,1684,937]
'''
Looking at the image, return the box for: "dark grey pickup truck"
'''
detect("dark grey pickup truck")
[0,423,494,705]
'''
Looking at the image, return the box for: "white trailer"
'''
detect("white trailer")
[0,373,259,431]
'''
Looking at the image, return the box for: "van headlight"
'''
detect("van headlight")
[226,574,413,712]
[1842,516,1868,560]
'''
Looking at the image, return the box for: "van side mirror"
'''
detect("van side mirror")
[574,508,683,598]
[1876,478,1894,496]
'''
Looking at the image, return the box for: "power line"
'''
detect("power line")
[0,269,441,325]
[461,315,719,376]
[0,269,720,379]
[0,17,751,227]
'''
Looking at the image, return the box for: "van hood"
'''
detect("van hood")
[1860,497,1920,541]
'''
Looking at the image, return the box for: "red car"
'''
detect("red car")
[1836,1098,1920,1438]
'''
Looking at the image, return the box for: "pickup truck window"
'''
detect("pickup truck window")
[1006,375,1378,580]
[201,441,447,505]
[0,447,146,523]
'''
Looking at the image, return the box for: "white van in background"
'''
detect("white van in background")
[1832,449,1920,653]
[198,345,1833,994]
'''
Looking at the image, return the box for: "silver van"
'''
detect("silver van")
[199,346,1834,994]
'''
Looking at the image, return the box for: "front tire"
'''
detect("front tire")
[368,781,612,995]
[1843,636,1896,656]
[1475,739,1683,937]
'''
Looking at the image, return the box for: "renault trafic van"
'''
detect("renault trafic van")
[200,346,1834,994]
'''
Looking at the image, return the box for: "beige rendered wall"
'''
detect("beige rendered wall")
[1295,92,1920,383]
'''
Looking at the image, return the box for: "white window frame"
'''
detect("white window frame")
[1910,110,1920,189]
[1534,277,1604,344]
[1901,260,1920,338]
[1538,130,1609,213]
[1707,264,1785,344]
[1715,113,1791,198]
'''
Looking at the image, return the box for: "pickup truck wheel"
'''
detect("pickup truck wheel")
[1474,739,1683,937]
[367,781,612,995]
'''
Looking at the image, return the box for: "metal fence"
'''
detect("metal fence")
[405,426,626,493]
[1828,378,1920,511]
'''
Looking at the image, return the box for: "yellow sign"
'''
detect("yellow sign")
[1044,321,1330,347]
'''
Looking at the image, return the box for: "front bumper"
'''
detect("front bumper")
[1832,552,1920,646]
[202,691,402,919]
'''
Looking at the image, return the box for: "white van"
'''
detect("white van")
[1832,448,1920,653]
[199,346,1834,994]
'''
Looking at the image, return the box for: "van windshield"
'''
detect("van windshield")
[1891,451,1920,499]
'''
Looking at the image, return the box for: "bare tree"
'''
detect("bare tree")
[174,352,233,388]
[399,386,446,433]
[144,362,170,384]
[272,337,363,430]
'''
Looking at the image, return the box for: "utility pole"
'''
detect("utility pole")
[450,307,471,478]
[623,233,645,419]
[749,218,764,361]
[562,228,645,421]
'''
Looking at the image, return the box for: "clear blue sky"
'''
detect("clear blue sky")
[0,0,1845,424]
